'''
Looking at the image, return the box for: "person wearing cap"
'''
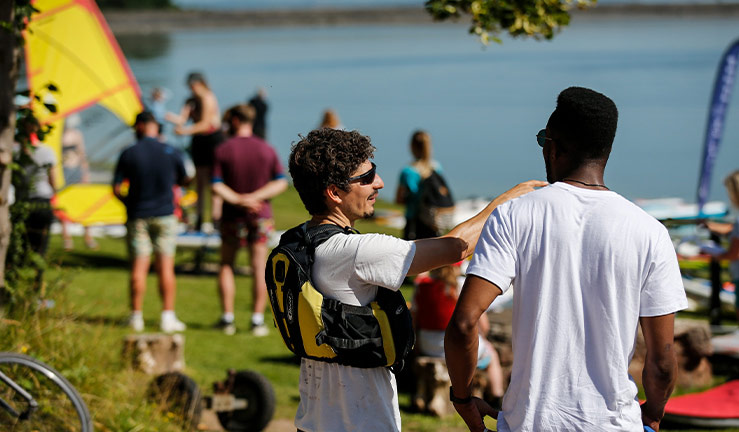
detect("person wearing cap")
[113,111,192,333]
[287,127,544,432]
[445,87,688,432]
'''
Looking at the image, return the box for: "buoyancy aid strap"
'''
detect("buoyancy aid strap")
[316,333,383,349]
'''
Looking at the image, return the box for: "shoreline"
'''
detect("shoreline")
[104,4,739,34]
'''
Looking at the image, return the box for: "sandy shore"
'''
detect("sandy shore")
[104,4,739,34]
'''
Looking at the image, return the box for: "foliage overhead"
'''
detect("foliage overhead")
[0,0,38,45]
[425,0,596,44]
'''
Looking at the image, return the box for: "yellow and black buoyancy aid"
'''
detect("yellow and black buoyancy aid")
[265,222,414,372]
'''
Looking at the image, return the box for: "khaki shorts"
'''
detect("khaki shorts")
[126,215,178,257]
[221,218,274,248]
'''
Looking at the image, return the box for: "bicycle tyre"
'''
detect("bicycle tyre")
[0,352,93,432]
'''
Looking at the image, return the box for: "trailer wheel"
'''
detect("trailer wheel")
[148,371,203,430]
[217,369,275,432]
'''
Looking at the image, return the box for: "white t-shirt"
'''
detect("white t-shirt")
[26,144,57,199]
[467,182,688,432]
[295,231,416,432]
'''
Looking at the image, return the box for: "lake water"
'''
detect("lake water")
[172,0,739,9]
[97,15,739,205]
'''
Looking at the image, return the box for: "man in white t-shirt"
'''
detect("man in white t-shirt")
[287,128,545,432]
[445,87,689,432]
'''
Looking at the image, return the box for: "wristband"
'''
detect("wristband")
[449,386,472,404]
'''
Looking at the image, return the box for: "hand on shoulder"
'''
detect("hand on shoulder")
[494,180,548,205]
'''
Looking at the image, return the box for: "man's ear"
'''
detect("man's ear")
[324,185,343,205]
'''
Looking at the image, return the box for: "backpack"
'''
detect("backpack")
[417,170,455,233]
[265,222,415,372]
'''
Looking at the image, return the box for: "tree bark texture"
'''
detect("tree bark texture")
[0,2,20,290]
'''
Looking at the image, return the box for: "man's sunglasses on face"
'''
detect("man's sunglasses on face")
[348,162,377,185]
[537,129,553,147]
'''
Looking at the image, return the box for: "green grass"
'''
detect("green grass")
[1,186,737,431]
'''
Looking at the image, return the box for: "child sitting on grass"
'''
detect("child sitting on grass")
[412,262,505,406]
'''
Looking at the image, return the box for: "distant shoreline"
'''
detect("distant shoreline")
[104,4,739,34]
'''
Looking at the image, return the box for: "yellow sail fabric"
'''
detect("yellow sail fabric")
[24,0,142,188]
[54,184,126,226]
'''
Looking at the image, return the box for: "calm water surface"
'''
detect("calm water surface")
[104,17,739,205]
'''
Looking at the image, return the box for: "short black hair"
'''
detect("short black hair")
[547,87,618,161]
[289,129,375,215]
[133,111,156,127]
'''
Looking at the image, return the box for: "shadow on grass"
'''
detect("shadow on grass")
[261,354,301,366]
[49,250,129,269]
[61,313,127,327]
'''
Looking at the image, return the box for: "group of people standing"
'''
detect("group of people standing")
[113,72,285,335]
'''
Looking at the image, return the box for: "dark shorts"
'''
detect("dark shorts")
[221,218,274,248]
[190,131,224,168]
[26,199,54,256]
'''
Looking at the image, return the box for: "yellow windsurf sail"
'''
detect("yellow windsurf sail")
[54,184,126,226]
[24,0,142,188]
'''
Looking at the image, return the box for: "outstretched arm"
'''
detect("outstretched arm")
[407,180,547,275]
[640,313,678,432]
[165,104,191,126]
[446,275,502,432]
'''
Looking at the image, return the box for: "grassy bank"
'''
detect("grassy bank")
[0,188,473,431]
[1,187,736,431]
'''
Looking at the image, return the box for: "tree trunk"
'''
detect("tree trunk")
[0,2,20,292]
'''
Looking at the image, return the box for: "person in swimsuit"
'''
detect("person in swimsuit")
[166,72,223,230]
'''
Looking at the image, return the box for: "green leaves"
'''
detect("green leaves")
[425,0,596,44]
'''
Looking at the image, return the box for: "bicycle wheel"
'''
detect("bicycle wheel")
[0,352,92,432]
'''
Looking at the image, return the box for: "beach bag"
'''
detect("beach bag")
[418,170,455,233]
[265,222,415,372]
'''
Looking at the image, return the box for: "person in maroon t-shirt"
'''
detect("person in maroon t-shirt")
[212,104,288,335]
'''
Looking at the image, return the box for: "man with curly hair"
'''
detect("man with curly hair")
[445,87,688,432]
[287,128,544,432]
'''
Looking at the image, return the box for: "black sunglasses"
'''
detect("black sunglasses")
[348,162,377,185]
[536,129,552,147]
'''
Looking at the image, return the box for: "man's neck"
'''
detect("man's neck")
[310,211,353,229]
[557,165,606,189]
[236,124,253,138]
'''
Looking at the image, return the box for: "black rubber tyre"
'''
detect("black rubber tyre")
[217,370,275,432]
[0,352,93,432]
[147,371,203,430]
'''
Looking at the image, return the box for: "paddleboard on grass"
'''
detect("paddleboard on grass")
[663,380,739,428]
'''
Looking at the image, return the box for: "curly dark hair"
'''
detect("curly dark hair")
[289,128,376,215]
[547,87,618,162]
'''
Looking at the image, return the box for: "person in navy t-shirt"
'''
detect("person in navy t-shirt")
[113,111,192,333]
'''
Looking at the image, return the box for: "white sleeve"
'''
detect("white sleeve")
[640,227,689,317]
[354,234,416,291]
[38,145,57,167]
[466,206,516,294]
